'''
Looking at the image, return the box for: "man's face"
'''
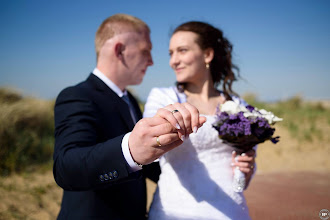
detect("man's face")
[121,31,153,86]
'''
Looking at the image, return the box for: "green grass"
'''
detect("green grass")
[243,94,330,144]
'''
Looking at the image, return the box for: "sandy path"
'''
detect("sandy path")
[147,171,330,220]
[245,171,330,220]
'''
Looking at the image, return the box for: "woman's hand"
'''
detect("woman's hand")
[231,149,256,189]
[154,102,207,140]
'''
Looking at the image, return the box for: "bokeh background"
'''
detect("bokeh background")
[1,1,329,219]
[1,0,330,101]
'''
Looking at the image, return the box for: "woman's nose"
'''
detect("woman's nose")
[169,53,179,67]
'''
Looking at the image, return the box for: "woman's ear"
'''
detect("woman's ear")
[204,48,214,64]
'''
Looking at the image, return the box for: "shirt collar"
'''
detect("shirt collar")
[92,68,127,97]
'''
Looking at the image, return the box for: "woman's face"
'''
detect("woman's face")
[169,31,209,84]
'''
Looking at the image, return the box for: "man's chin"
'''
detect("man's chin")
[131,79,144,86]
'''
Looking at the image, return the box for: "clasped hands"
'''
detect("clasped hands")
[129,102,207,166]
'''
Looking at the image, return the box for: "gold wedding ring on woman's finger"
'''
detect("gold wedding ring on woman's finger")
[156,136,162,147]
[250,164,254,169]
[171,109,179,114]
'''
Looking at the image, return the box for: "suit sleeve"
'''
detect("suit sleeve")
[53,87,136,191]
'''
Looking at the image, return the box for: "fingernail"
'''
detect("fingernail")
[232,151,236,155]
[230,163,235,166]
[193,126,198,133]
[180,135,185,141]
[241,153,246,156]
[176,123,181,129]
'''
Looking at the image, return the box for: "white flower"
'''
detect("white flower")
[243,111,261,119]
[221,101,248,114]
[258,109,283,124]
[221,101,283,125]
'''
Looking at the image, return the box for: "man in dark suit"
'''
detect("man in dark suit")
[53,14,205,219]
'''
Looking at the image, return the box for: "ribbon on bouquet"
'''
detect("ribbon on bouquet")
[232,156,245,193]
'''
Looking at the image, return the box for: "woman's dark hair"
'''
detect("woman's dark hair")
[173,21,239,99]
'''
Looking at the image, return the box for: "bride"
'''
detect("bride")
[144,21,256,220]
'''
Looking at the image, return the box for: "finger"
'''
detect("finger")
[199,116,207,127]
[182,102,200,133]
[150,137,183,162]
[143,116,168,126]
[237,153,254,163]
[148,120,178,137]
[137,118,178,143]
[171,103,192,134]
[158,139,183,154]
[154,108,181,130]
[231,151,237,163]
[155,133,181,147]
[162,104,186,136]
[237,167,252,174]
[163,104,187,138]
[235,161,251,168]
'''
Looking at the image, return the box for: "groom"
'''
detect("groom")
[53,14,204,219]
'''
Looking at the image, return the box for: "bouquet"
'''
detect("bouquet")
[212,100,283,192]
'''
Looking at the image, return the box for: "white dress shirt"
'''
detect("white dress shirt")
[93,68,142,172]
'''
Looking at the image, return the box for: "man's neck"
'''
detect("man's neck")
[96,65,126,92]
[93,68,126,96]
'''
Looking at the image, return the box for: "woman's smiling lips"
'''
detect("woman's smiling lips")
[175,67,184,72]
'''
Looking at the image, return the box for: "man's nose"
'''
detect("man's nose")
[148,54,153,66]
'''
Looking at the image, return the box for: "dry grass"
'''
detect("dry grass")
[0,89,329,219]
[1,124,328,220]
[0,88,55,175]
[0,167,62,220]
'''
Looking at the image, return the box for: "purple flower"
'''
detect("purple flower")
[246,105,255,112]
[212,103,281,152]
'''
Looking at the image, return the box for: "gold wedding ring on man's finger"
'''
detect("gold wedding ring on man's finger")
[156,136,162,147]
[171,109,179,114]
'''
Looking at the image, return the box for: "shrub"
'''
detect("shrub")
[242,93,330,144]
[0,88,55,176]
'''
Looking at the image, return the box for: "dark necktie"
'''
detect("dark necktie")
[122,94,139,124]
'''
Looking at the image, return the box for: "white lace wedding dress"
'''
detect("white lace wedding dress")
[144,87,252,220]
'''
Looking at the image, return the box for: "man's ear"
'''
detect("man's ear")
[204,48,214,64]
[115,43,125,60]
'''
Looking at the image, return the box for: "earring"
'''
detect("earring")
[206,63,210,69]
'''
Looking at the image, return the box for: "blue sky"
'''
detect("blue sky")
[1,0,329,102]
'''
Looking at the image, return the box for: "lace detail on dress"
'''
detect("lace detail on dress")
[148,115,251,220]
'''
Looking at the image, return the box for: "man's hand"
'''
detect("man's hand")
[129,102,206,165]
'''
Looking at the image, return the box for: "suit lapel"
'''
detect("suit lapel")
[86,74,135,130]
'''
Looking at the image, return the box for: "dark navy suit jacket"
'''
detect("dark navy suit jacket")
[53,74,160,219]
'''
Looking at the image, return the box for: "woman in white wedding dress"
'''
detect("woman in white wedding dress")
[144,21,256,220]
